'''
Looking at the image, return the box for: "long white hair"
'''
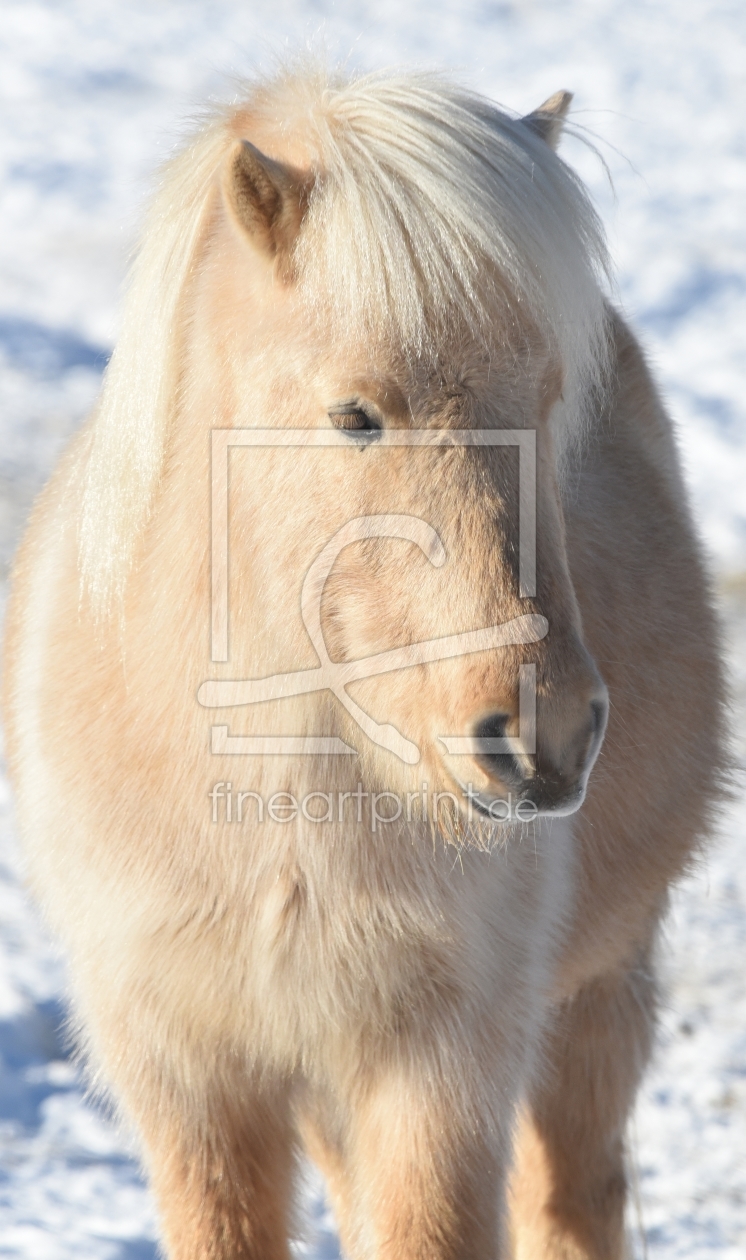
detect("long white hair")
[80,62,611,613]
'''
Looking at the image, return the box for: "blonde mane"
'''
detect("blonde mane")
[80,63,611,612]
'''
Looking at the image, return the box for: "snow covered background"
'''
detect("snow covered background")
[0,1,744,1256]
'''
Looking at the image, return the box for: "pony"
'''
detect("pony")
[3,64,726,1259]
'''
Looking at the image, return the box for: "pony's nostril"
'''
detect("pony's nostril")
[587,695,609,763]
[472,712,528,790]
[473,713,510,745]
[590,697,607,738]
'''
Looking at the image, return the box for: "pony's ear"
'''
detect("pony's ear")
[521,91,573,150]
[221,139,312,263]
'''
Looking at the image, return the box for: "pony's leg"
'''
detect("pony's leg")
[316,1067,508,1260]
[509,958,657,1260]
[138,1080,296,1260]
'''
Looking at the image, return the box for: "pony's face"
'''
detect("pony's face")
[202,134,607,821]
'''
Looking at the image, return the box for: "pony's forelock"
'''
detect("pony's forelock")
[80,62,611,614]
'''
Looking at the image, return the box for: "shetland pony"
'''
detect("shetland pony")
[3,66,725,1259]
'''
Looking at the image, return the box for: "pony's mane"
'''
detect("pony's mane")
[81,63,611,612]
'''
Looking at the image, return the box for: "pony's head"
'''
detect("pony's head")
[83,65,611,824]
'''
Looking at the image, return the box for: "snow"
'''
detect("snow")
[0,2,744,1255]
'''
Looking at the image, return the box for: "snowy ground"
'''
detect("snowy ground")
[0,2,744,1256]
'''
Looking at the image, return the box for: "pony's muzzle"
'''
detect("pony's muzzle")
[467,689,608,818]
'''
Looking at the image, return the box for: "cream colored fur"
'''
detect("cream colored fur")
[3,64,726,1259]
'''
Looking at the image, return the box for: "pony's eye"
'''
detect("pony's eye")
[329,407,381,441]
